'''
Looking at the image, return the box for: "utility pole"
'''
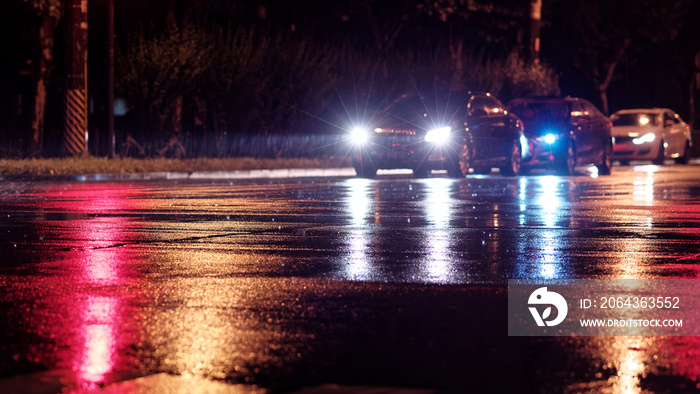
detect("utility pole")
[529,0,542,64]
[107,0,115,158]
[64,0,88,156]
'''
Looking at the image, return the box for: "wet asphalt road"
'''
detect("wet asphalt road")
[1,164,700,393]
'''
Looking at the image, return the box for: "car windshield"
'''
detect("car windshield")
[381,93,469,126]
[611,113,659,127]
[509,102,570,123]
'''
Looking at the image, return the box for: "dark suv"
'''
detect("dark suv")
[350,92,524,177]
[508,97,613,175]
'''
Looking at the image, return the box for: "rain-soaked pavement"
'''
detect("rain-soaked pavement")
[1,164,699,393]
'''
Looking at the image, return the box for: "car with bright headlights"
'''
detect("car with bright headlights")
[350,91,524,177]
[610,108,692,165]
[508,97,613,175]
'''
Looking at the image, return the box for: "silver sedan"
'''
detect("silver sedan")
[611,108,692,165]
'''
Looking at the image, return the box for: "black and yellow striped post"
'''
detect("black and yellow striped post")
[64,88,87,155]
[64,0,88,155]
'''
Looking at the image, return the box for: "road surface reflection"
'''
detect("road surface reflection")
[0,165,699,392]
[5,185,153,390]
[420,178,455,283]
[343,178,374,281]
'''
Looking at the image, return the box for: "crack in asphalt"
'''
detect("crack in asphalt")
[65,225,312,252]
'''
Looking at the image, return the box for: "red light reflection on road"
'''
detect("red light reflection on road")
[80,296,118,382]
[82,236,121,284]
[39,184,147,388]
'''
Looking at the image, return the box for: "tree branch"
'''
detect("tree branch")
[599,38,631,92]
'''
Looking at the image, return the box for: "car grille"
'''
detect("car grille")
[371,135,423,162]
[374,128,417,136]
[376,135,420,149]
[614,136,634,144]
[614,150,634,156]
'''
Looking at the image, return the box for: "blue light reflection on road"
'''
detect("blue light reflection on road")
[515,175,572,280]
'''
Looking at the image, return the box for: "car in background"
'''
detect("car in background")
[610,108,692,165]
[508,97,613,175]
[350,92,524,178]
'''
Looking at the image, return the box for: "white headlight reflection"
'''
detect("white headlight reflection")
[539,231,559,279]
[418,179,458,283]
[632,169,655,236]
[342,178,374,280]
[347,233,370,279]
[538,176,561,228]
[426,178,452,229]
[633,174,654,205]
[519,177,529,225]
[348,178,372,226]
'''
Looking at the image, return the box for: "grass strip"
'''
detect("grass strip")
[0,156,351,176]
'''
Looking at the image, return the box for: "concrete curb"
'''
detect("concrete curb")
[73,167,357,182]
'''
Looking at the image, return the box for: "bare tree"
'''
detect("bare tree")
[21,0,63,157]
[546,0,687,115]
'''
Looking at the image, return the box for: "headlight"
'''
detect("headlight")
[425,126,451,143]
[351,127,368,144]
[632,133,656,145]
[543,133,557,144]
